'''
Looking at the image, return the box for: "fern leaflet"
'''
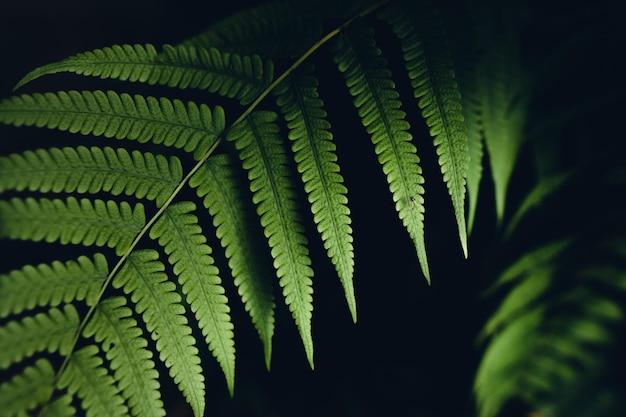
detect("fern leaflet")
[0,90,225,160]
[0,305,79,370]
[274,63,356,321]
[190,154,276,369]
[0,254,107,318]
[15,44,274,106]
[0,146,182,207]
[150,201,236,395]
[474,3,527,222]
[58,345,128,417]
[333,22,430,282]
[381,0,469,256]
[112,249,205,417]
[0,197,145,255]
[0,358,56,416]
[227,111,315,367]
[476,237,626,417]
[84,296,165,417]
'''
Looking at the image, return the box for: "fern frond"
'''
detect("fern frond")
[15,44,274,106]
[112,249,205,417]
[0,254,107,318]
[0,197,144,255]
[274,64,356,321]
[464,105,484,234]
[179,1,323,59]
[0,146,182,207]
[0,358,56,417]
[475,306,544,417]
[474,3,527,223]
[0,305,79,369]
[332,23,430,282]
[476,237,626,417]
[84,296,165,417]
[492,239,572,289]
[190,154,275,369]
[227,111,315,367]
[0,91,225,159]
[150,201,236,395]
[381,0,469,256]
[504,170,573,238]
[58,345,128,417]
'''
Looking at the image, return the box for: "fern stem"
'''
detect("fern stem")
[44,0,393,404]
[233,0,392,127]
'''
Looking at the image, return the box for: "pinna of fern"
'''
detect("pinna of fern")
[475,234,626,417]
[0,1,475,416]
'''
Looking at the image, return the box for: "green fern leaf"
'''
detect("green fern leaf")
[274,64,356,320]
[333,23,430,282]
[461,94,484,235]
[179,1,323,59]
[474,4,527,223]
[190,154,275,369]
[475,306,544,417]
[476,236,626,417]
[150,201,236,395]
[445,1,486,236]
[0,305,79,369]
[112,249,205,417]
[504,170,573,238]
[0,90,225,159]
[0,197,144,255]
[84,296,165,417]
[381,0,469,256]
[0,358,56,417]
[14,44,273,106]
[0,146,182,207]
[492,239,572,289]
[0,254,107,318]
[227,111,315,368]
[39,394,76,417]
[58,345,128,417]
[480,266,552,340]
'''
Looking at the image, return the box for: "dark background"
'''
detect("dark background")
[2,1,614,416]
